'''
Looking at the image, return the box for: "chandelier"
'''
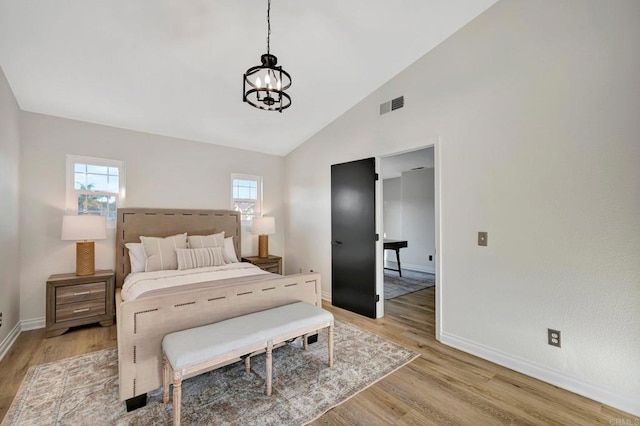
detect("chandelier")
[242,0,292,112]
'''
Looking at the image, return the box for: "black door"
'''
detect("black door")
[331,157,377,318]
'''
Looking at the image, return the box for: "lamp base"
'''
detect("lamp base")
[76,241,95,276]
[258,235,269,258]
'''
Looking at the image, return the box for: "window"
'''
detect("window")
[66,155,125,224]
[231,173,262,222]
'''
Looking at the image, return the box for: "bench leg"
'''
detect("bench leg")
[173,371,183,426]
[303,334,309,350]
[266,342,273,396]
[245,355,251,373]
[328,321,334,368]
[162,354,170,404]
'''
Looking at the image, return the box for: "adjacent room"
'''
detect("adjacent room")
[1,0,639,424]
[382,148,436,301]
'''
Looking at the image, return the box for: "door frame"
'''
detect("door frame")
[376,139,443,341]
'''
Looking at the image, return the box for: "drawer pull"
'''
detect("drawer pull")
[73,291,92,296]
[73,308,90,313]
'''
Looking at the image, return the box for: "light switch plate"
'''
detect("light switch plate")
[478,232,488,246]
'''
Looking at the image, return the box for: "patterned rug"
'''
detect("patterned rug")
[2,321,418,426]
[384,269,436,299]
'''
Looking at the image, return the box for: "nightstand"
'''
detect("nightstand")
[45,269,115,338]
[242,255,282,274]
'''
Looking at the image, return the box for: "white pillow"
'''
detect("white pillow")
[176,247,225,270]
[224,237,239,263]
[125,243,146,273]
[187,232,225,249]
[140,233,188,272]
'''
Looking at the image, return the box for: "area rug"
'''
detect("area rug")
[2,320,418,426]
[384,269,435,299]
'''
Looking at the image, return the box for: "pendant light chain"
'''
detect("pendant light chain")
[266,0,271,55]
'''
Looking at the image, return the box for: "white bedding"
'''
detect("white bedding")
[121,262,270,301]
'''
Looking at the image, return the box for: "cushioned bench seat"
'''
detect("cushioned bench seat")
[162,301,334,425]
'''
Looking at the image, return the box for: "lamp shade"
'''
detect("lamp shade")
[62,215,107,241]
[252,216,275,235]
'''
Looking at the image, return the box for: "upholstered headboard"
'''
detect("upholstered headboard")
[115,208,241,288]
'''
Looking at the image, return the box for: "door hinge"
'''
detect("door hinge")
[375,173,379,181]
[376,294,380,302]
[375,234,379,241]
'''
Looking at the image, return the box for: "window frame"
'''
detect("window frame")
[66,155,126,226]
[230,173,262,223]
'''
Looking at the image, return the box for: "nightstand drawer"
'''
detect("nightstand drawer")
[56,281,106,305]
[242,255,282,275]
[56,299,106,322]
[261,263,280,273]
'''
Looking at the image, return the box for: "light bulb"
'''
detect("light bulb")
[264,73,271,85]
[256,77,262,88]
[276,79,281,90]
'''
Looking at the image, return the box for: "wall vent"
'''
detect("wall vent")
[391,96,404,111]
[379,96,405,115]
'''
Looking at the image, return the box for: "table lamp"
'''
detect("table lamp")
[252,216,275,258]
[62,215,107,276]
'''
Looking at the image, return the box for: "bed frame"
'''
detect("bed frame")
[115,208,322,406]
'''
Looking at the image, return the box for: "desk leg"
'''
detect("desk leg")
[395,249,402,277]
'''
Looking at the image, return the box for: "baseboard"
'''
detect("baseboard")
[440,331,640,417]
[0,321,21,362]
[21,317,45,331]
[321,290,331,302]
[384,261,435,274]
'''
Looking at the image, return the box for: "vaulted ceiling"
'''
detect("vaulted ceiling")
[0,0,498,155]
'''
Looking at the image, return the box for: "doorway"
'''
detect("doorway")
[378,145,440,336]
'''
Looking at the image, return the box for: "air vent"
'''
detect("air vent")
[391,96,404,111]
[379,96,404,115]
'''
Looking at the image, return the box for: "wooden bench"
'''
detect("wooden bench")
[161,302,335,425]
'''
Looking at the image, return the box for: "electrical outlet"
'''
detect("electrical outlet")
[0,311,3,328]
[429,255,433,261]
[548,329,561,347]
[478,232,488,246]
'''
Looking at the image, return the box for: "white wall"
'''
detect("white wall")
[400,168,435,272]
[19,112,286,322]
[0,66,21,349]
[383,169,436,273]
[285,0,640,415]
[382,177,401,240]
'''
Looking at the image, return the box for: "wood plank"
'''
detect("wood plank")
[0,287,634,424]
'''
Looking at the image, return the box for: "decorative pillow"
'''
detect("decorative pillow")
[224,237,239,263]
[187,232,225,249]
[140,233,188,272]
[125,242,146,273]
[176,247,225,270]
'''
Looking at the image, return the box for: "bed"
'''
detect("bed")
[115,208,322,406]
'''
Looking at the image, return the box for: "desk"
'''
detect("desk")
[383,239,408,277]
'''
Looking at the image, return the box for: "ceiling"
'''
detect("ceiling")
[0,0,498,156]
[381,148,434,180]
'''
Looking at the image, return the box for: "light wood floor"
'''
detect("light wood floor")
[0,288,633,424]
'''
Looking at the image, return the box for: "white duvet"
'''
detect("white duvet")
[121,263,270,301]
